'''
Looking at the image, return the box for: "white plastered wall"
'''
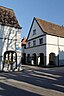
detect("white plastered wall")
[25,19,46,65]
[0,25,4,64]
[16,29,21,65]
[28,20,45,40]
[25,45,46,56]
[59,37,64,65]
[0,25,21,70]
[46,34,58,66]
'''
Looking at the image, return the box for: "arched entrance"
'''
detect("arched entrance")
[39,53,44,66]
[49,53,56,66]
[32,53,37,65]
[22,53,26,64]
[27,54,31,64]
[3,50,17,71]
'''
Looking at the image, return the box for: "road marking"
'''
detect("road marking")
[31,73,57,80]
[0,87,5,91]
[1,78,64,96]
[34,71,61,78]
[0,77,6,80]
[53,84,64,88]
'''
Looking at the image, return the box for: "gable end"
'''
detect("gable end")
[27,17,46,41]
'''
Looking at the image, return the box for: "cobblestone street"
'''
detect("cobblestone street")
[0,65,64,96]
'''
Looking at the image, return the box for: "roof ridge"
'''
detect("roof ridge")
[35,17,64,28]
[34,17,64,37]
[0,6,13,11]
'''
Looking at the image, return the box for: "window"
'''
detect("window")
[33,29,36,35]
[33,40,36,46]
[28,42,30,47]
[27,54,31,63]
[39,38,43,45]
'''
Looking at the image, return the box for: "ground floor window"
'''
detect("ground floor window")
[27,54,31,64]
[39,53,44,66]
[32,53,37,65]
[22,53,26,64]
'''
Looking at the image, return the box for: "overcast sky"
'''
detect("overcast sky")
[0,0,64,39]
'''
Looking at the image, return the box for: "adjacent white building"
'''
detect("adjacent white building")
[24,17,64,67]
[0,6,21,71]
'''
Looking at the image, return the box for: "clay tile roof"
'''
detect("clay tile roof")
[35,17,64,37]
[0,6,21,29]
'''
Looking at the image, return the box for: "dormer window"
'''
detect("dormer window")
[33,29,36,35]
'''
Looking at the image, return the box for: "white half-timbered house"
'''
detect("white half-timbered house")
[24,17,64,67]
[0,6,21,71]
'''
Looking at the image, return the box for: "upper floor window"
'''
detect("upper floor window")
[33,29,36,35]
[39,38,43,45]
[33,40,36,46]
[28,42,30,47]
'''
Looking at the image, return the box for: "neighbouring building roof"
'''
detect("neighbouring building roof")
[35,17,64,37]
[0,6,21,29]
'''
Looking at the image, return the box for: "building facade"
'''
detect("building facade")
[24,17,64,67]
[21,37,26,64]
[0,6,21,71]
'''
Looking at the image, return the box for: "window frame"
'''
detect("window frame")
[33,29,36,35]
[33,40,36,46]
[39,38,43,45]
[28,42,30,47]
